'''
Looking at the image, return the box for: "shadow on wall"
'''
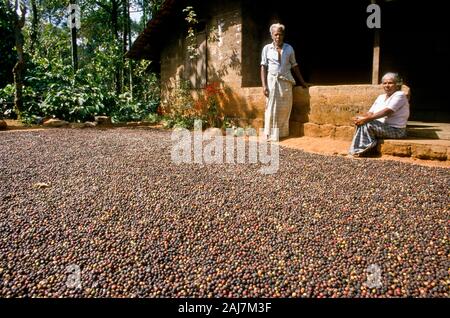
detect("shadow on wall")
[216,50,242,78]
[207,50,259,127]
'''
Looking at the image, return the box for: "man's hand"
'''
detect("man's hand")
[353,115,369,126]
[353,109,392,126]
[263,87,269,97]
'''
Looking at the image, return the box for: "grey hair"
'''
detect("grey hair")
[270,23,285,35]
[382,72,403,87]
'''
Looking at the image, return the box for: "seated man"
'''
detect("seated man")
[349,72,410,156]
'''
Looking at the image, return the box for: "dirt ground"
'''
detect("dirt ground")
[2,119,449,168]
[279,136,450,169]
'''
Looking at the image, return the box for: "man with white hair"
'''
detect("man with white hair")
[349,72,410,156]
[261,23,308,141]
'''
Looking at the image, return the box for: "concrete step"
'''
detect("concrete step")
[406,121,450,140]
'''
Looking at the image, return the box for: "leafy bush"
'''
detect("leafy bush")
[0,84,14,119]
[0,83,42,120]
[110,92,160,123]
[144,112,162,124]
[40,83,107,122]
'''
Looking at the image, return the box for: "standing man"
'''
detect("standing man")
[261,23,308,141]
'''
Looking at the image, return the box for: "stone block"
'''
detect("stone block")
[303,122,320,137]
[303,123,335,138]
[307,85,413,127]
[335,126,355,141]
[411,144,447,161]
[333,110,355,127]
[326,94,352,106]
[69,123,86,129]
[321,124,336,138]
[85,121,98,128]
[379,141,412,157]
[310,94,327,108]
[43,119,69,127]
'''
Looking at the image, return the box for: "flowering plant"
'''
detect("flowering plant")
[200,82,223,127]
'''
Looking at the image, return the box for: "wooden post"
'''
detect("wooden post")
[371,0,380,84]
[372,29,380,84]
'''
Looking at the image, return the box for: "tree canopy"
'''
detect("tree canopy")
[0,0,164,123]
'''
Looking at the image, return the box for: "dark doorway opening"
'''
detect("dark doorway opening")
[380,0,450,122]
[242,0,373,87]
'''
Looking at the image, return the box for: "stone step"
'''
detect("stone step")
[406,121,450,140]
[288,121,450,161]
[291,121,450,141]
[378,139,450,161]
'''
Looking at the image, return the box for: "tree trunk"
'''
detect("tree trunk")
[127,0,133,98]
[111,0,122,94]
[122,0,128,93]
[11,0,27,118]
[30,0,38,54]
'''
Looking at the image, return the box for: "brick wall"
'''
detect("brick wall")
[296,85,410,140]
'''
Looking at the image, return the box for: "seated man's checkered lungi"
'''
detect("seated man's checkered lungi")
[349,120,406,155]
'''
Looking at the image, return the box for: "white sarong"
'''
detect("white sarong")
[264,73,294,140]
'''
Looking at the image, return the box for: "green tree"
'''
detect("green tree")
[0,1,16,88]
[1,0,163,123]
[4,0,27,118]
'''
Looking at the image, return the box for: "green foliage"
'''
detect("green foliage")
[182,6,199,60]
[39,0,68,26]
[160,79,231,131]
[111,92,144,123]
[160,115,205,130]
[0,1,16,87]
[164,79,195,117]
[160,79,203,129]
[144,112,161,124]
[0,84,13,119]
[221,117,236,130]
[131,60,160,109]
[0,83,42,120]
[40,83,105,122]
[1,0,162,124]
